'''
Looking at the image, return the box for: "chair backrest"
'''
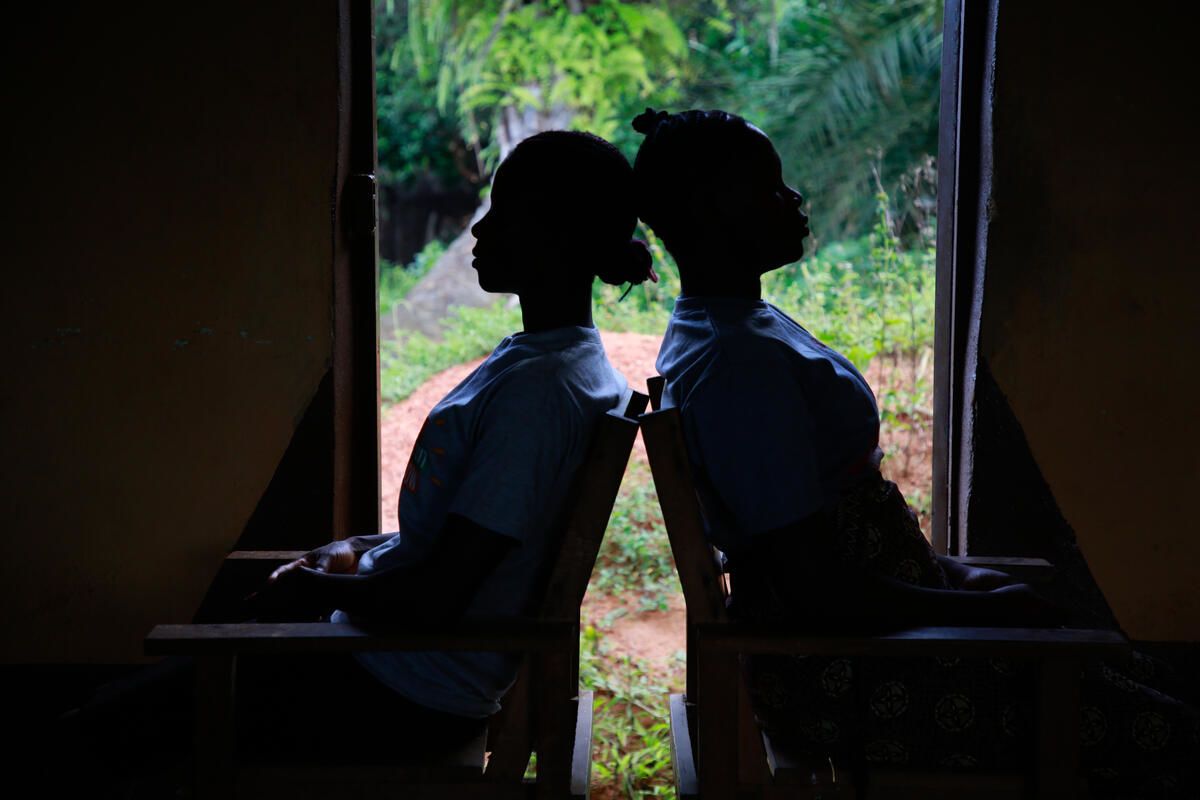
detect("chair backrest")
[538,390,647,619]
[639,401,728,626]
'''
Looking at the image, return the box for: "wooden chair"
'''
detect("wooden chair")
[146,390,648,800]
[639,377,1128,799]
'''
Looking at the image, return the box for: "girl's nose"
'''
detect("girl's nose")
[470,212,490,239]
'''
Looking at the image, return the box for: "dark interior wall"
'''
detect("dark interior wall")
[977,4,1200,639]
[1,3,340,662]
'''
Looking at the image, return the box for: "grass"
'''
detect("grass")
[379,241,446,317]
[590,460,680,611]
[581,625,680,799]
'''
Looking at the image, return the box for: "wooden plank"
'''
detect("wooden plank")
[640,409,727,624]
[694,623,1128,660]
[146,619,576,656]
[540,406,640,618]
[737,675,770,786]
[236,766,531,800]
[485,663,534,781]
[696,649,738,799]
[669,694,700,799]
[226,550,308,561]
[624,389,649,418]
[569,691,594,799]
[952,556,1053,584]
[533,650,576,800]
[647,376,665,411]
[867,769,1022,799]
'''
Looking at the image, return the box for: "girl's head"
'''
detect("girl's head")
[470,131,653,295]
[631,108,808,279]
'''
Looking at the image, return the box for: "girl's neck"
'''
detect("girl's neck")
[518,284,594,334]
[678,271,762,301]
[674,249,764,301]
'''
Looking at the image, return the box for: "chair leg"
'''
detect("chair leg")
[670,693,701,799]
[1036,658,1082,799]
[533,650,576,800]
[697,648,739,798]
[569,690,594,799]
[737,674,771,786]
[195,654,236,800]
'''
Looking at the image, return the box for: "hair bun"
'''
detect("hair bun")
[597,239,655,288]
[632,108,669,136]
[624,239,653,284]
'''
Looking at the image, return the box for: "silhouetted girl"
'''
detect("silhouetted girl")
[249,131,653,759]
[631,108,1197,796]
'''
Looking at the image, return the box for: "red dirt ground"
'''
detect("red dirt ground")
[379,331,933,685]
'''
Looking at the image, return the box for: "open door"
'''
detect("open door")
[237,0,381,551]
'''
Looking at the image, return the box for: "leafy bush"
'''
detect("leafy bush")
[378,239,447,317]
[380,301,521,403]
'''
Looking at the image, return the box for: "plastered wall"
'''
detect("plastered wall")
[1,3,340,661]
[978,4,1200,640]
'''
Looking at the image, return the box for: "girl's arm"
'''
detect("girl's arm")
[257,514,516,622]
[752,519,1061,630]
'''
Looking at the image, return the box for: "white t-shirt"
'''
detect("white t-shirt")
[332,325,627,717]
[656,296,880,555]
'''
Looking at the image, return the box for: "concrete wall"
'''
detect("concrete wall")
[978,4,1200,640]
[1,3,340,662]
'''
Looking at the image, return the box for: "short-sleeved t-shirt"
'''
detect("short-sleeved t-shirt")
[656,296,879,556]
[332,325,627,718]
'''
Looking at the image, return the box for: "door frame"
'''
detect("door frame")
[332,0,382,537]
[932,0,996,555]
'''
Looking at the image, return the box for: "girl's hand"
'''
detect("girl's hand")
[268,540,358,586]
[956,565,1021,591]
[989,583,1064,626]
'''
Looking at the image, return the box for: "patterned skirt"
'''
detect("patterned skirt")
[734,471,1199,796]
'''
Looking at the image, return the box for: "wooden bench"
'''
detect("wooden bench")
[147,390,648,799]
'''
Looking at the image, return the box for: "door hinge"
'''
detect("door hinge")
[346,172,377,240]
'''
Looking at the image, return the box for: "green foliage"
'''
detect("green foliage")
[378,240,447,317]
[407,0,686,170]
[580,626,679,798]
[375,3,477,188]
[379,1,941,236]
[682,0,943,238]
[594,190,934,379]
[763,191,935,370]
[380,301,521,403]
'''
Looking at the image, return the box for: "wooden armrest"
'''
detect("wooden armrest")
[693,622,1129,660]
[146,619,577,657]
[951,556,1054,584]
[226,550,309,563]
